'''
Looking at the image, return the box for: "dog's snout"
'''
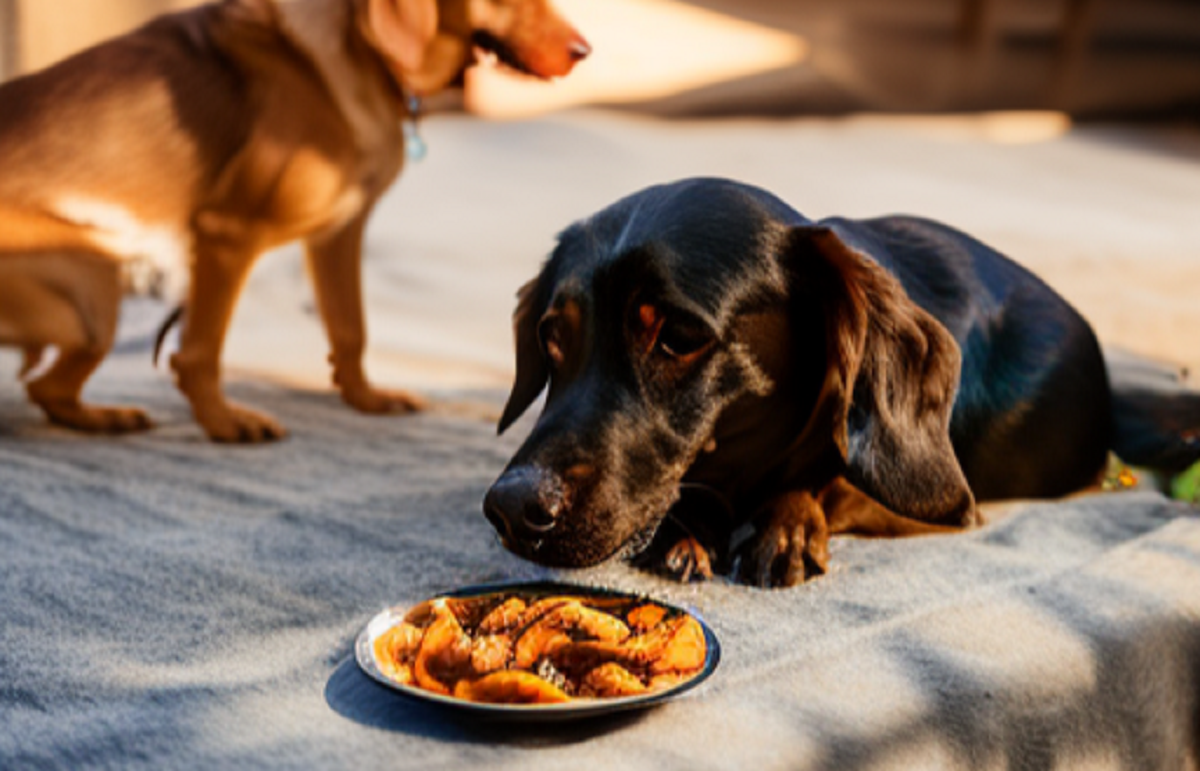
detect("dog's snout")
[568,36,591,63]
[484,468,563,540]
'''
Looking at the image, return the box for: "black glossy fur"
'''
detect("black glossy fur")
[484,178,1199,587]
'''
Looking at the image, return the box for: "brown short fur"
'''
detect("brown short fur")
[0,0,587,442]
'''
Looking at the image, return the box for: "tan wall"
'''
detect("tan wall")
[2,0,201,78]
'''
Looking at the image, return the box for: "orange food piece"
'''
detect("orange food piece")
[570,595,640,613]
[453,671,570,705]
[567,603,631,643]
[374,622,424,683]
[470,634,514,675]
[514,624,573,669]
[553,615,706,677]
[513,596,577,629]
[513,595,630,627]
[650,615,707,675]
[477,597,527,635]
[580,663,648,698]
[627,604,668,633]
[553,623,669,673]
[446,596,499,629]
[404,597,493,629]
[412,602,472,695]
[514,600,631,669]
[403,600,437,627]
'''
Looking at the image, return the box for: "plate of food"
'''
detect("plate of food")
[355,581,720,721]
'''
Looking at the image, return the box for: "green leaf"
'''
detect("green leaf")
[1171,461,1200,504]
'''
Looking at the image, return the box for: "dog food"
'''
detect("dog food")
[373,592,708,704]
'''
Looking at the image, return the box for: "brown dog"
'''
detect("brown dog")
[0,0,588,442]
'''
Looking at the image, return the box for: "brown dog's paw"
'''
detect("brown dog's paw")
[739,493,830,588]
[198,403,288,444]
[660,537,714,583]
[41,403,154,434]
[340,386,426,415]
[962,505,987,529]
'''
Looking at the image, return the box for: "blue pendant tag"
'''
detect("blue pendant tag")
[403,94,427,163]
[404,120,428,163]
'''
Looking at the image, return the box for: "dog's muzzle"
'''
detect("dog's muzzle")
[484,467,565,546]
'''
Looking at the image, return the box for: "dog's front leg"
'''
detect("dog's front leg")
[171,239,285,443]
[740,478,967,587]
[633,519,715,583]
[819,477,967,539]
[739,490,831,588]
[306,214,424,415]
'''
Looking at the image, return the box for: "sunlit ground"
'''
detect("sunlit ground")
[884,111,1074,145]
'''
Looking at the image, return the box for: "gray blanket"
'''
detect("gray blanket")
[2,324,1199,771]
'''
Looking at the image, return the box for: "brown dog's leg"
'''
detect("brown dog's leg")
[21,257,153,433]
[171,242,285,443]
[306,215,424,415]
[661,537,714,583]
[820,477,967,539]
[740,490,831,588]
[29,350,154,433]
[741,478,966,588]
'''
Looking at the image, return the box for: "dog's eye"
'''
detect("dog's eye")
[657,321,714,361]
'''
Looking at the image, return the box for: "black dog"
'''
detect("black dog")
[484,178,1200,587]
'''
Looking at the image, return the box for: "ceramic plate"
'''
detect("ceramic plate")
[355,581,721,722]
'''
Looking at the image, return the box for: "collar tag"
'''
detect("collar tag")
[403,94,428,163]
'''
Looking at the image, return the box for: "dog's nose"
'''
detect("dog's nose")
[567,36,591,63]
[484,468,562,540]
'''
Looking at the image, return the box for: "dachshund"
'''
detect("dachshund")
[484,177,1200,587]
[0,0,587,442]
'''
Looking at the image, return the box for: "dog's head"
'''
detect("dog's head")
[486,178,973,569]
[357,0,589,94]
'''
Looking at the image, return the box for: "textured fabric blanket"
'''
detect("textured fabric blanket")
[3,112,1200,770]
[2,323,1199,770]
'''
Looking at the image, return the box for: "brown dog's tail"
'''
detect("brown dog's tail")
[1108,351,1200,473]
[153,305,185,368]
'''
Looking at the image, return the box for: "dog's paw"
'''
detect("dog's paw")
[199,403,287,444]
[963,505,987,529]
[341,386,426,415]
[660,537,714,583]
[738,494,830,588]
[42,403,154,434]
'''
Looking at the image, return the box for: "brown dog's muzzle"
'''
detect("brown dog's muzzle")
[521,17,590,78]
[475,8,591,80]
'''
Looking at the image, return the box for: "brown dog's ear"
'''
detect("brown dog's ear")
[499,278,551,435]
[366,0,439,74]
[787,226,975,525]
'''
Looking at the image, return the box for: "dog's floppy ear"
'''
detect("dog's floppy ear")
[787,226,975,524]
[499,277,551,435]
[365,0,439,74]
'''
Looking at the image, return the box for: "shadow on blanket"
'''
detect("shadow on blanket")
[807,583,1200,770]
